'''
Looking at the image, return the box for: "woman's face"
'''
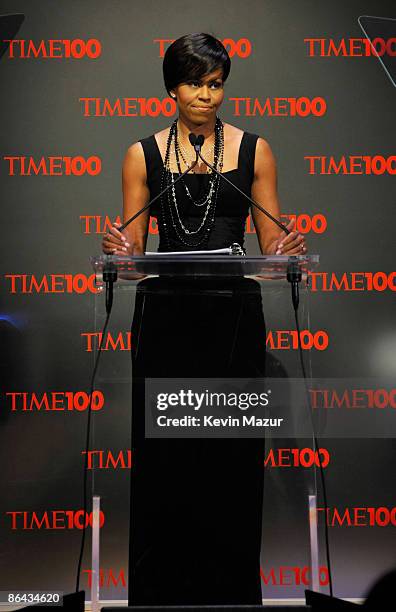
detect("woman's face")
[171,68,224,125]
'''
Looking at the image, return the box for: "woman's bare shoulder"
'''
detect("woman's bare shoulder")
[253,136,276,179]
[225,122,271,146]
[123,139,147,179]
[223,122,243,140]
[152,126,171,155]
[125,138,144,156]
[124,129,161,155]
[155,126,171,139]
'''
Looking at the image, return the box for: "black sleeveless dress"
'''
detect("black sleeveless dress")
[143,130,258,252]
[128,129,266,606]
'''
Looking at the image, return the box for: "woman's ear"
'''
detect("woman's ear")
[170,91,176,98]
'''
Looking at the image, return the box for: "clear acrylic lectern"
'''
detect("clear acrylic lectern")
[86,254,320,609]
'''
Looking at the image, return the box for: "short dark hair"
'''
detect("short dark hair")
[163,33,231,95]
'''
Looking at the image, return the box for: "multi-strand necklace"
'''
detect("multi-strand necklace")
[159,116,224,249]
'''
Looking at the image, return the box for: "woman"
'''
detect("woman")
[102,33,307,606]
[102,34,306,257]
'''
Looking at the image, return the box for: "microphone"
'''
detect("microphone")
[102,133,200,316]
[193,133,291,236]
[189,133,204,153]
[103,258,117,314]
[192,133,302,315]
[286,257,302,311]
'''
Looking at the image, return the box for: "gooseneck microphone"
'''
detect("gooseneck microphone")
[118,132,290,237]
[103,142,200,312]
[191,132,302,329]
[117,144,200,232]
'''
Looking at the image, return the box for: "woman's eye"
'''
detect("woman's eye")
[188,81,223,89]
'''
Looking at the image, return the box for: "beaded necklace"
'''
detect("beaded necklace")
[159,116,224,249]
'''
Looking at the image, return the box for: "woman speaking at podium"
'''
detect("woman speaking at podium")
[102,33,306,606]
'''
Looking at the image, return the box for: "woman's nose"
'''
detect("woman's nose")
[198,85,211,99]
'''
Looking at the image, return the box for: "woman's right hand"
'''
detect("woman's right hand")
[102,222,131,255]
[102,221,147,279]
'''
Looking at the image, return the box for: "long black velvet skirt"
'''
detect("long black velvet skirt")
[128,277,266,606]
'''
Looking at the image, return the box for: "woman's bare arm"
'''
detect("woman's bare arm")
[251,138,306,255]
[102,142,150,255]
[121,143,150,254]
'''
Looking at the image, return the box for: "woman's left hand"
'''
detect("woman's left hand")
[267,218,307,255]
